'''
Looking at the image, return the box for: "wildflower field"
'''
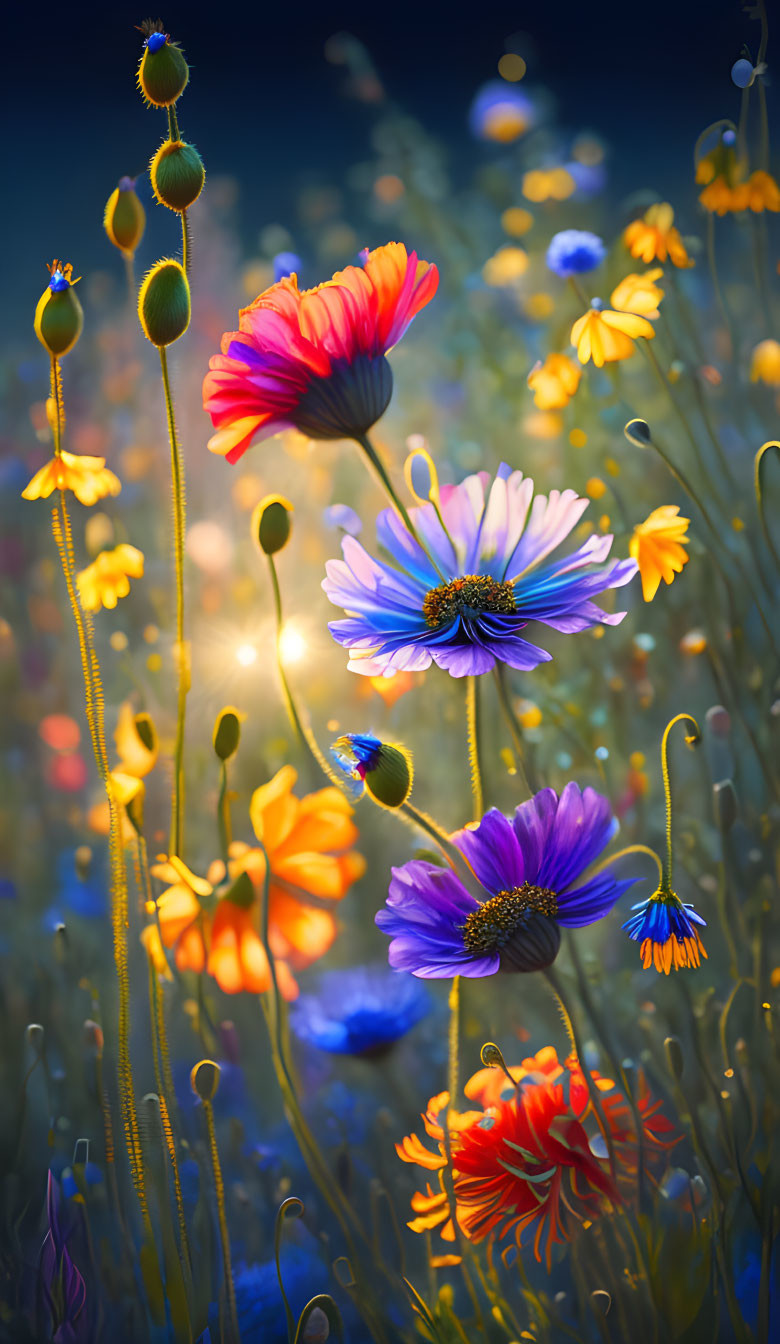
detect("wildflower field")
[1,7,778,1342]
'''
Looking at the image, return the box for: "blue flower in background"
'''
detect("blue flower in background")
[546,229,606,276]
[226,1243,325,1343]
[273,251,303,282]
[290,964,430,1055]
[469,82,533,142]
[57,848,107,918]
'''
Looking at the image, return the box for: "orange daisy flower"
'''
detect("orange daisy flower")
[629,505,690,601]
[22,450,122,507]
[623,203,692,268]
[202,242,438,461]
[610,268,665,320]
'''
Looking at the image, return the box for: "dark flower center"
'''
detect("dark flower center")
[422,575,517,629]
[461,884,560,974]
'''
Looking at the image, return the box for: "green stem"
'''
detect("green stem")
[266,554,344,790]
[543,965,618,1179]
[465,676,483,822]
[754,441,780,572]
[217,761,231,869]
[167,102,180,142]
[159,345,187,858]
[659,714,700,890]
[492,665,533,798]
[399,801,487,902]
[181,209,190,278]
[705,212,737,363]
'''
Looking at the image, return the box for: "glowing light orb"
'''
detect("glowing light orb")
[235,643,258,667]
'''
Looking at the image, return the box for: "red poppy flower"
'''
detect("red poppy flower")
[202,242,438,462]
[397,1047,678,1270]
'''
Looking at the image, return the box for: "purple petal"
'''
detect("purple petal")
[453,809,525,893]
[556,873,635,927]
[536,783,616,890]
[510,789,561,881]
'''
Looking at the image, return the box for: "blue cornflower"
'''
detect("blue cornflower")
[376,784,635,977]
[290,964,429,1055]
[546,229,606,277]
[272,251,303,282]
[330,733,413,808]
[622,886,706,973]
[469,82,534,142]
[226,1244,324,1343]
[323,464,636,679]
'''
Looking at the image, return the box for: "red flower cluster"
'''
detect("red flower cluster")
[397,1046,677,1269]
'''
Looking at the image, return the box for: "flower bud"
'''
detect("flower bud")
[213,706,241,761]
[713,779,738,832]
[138,259,190,346]
[664,1035,685,1082]
[83,1020,104,1054]
[104,177,146,256]
[190,1058,221,1102]
[134,712,158,757]
[331,733,413,808]
[252,495,293,555]
[137,25,189,107]
[706,705,731,738]
[26,1023,45,1054]
[34,261,83,358]
[150,140,205,212]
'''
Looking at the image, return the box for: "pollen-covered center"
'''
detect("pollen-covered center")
[422,575,518,630]
[461,883,558,955]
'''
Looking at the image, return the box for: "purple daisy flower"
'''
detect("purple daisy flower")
[322,465,637,679]
[375,783,635,977]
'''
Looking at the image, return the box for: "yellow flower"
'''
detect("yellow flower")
[522,167,575,202]
[695,137,749,215]
[743,170,780,213]
[623,204,692,268]
[610,268,665,320]
[22,450,122,506]
[750,338,780,386]
[77,545,144,612]
[482,247,528,287]
[629,506,690,602]
[698,177,748,215]
[527,353,581,409]
[570,305,655,367]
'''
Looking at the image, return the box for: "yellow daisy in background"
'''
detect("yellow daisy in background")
[629,506,690,601]
[527,352,582,408]
[743,170,780,213]
[22,450,122,507]
[610,268,665,319]
[623,203,692,268]
[77,545,144,612]
[570,302,655,367]
[750,338,780,386]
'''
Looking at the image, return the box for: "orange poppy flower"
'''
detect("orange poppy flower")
[623,203,692,268]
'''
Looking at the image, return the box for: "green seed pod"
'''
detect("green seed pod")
[138,258,190,347]
[104,177,146,256]
[214,706,241,761]
[190,1058,221,1102]
[713,778,738,832]
[664,1035,685,1082]
[134,711,158,756]
[150,139,205,212]
[137,27,189,107]
[34,261,83,358]
[252,495,293,555]
[364,743,413,809]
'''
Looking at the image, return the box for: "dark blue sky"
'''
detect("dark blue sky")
[3,1,761,346]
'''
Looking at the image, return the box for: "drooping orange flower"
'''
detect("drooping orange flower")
[623,203,692,268]
[203,242,438,461]
[22,450,122,506]
[610,268,665,320]
[570,303,654,367]
[527,352,581,409]
[742,170,780,213]
[398,1048,677,1270]
[76,544,144,612]
[629,505,690,601]
[152,855,214,977]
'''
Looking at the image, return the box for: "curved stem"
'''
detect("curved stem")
[543,966,617,1178]
[354,431,446,580]
[660,714,700,889]
[399,800,487,902]
[181,208,190,277]
[159,345,188,857]
[465,676,483,822]
[203,1098,239,1342]
[588,843,663,888]
[754,441,780,572]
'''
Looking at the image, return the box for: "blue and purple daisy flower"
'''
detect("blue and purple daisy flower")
[622,888,707,973]
[322,465,637,679]
[376,783,636,977]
